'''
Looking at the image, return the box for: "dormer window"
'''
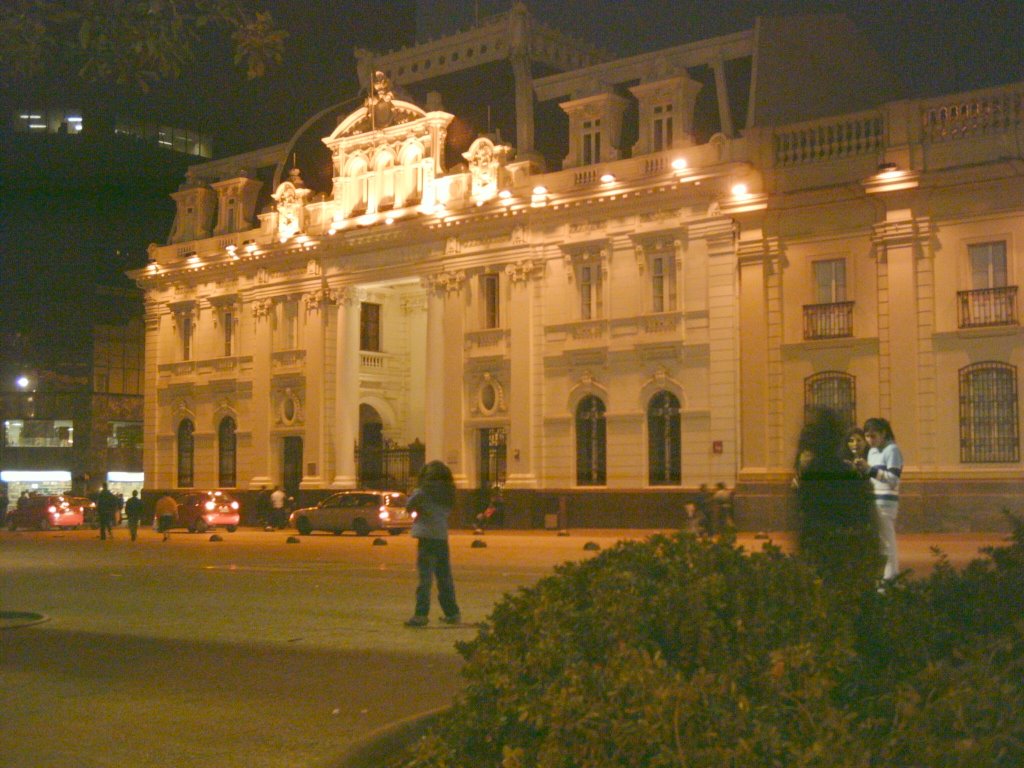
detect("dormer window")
[652,104,673,151]
[582,119,601,165]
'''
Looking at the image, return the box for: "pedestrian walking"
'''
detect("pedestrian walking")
[95,482,119,540]
[856,417,903,582]
[124,490,144,541]
[155,493,177,541]
[404,460,461,627]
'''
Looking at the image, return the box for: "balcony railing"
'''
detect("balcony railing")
[803,301,854,340]
[958,286,1018,329]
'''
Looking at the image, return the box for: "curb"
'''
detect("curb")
[0,611,50,630]
[324,707,447,768]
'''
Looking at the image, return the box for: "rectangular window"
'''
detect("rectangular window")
[107,421,143,450]
[579,263,602,320]
[360,302,381,352]
[653,104,673,151]
[650,252,676,312]
[3,419,75,448]
[582,119,601,165]
[222,310,234,356]
[969,241,1008,289]
[181,315,193,361]
[813,259,847,304]
[276,300,298,351]
[482,274,500,329]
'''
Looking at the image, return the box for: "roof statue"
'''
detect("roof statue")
[366,70,396,130]
[271,168,311,242]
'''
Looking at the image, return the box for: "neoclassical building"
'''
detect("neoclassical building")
[134,7,1024,529]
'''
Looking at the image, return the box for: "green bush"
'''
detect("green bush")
[398,523,1024,768]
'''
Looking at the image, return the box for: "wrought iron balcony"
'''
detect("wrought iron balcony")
[803,301,854,340]
[957,286,1018,328]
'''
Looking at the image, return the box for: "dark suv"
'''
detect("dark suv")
[289,490,412,536]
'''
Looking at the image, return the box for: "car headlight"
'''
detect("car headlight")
[205,501,216,511]
[230,501,239,510]
[379,508,390,521]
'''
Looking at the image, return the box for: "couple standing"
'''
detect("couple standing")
[844,418,903,581]
[796,410,903,584]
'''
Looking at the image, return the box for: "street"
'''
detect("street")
[0,525,1009,767]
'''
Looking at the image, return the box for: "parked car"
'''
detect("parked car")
[7,495,86,531]
[165,491,241,533]
[289,490,412,536]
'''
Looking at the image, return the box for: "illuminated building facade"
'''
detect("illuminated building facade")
[133,7,1023,529]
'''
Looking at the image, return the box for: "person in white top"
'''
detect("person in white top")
[855,417,903,581]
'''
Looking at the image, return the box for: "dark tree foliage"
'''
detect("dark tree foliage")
[395,520,1024,767]
[0,0,285,91]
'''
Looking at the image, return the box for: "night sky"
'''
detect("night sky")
[1,0,1021,374]
[133,0,1024,154]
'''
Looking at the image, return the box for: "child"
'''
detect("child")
[856,417,903,581]
[404,461,462,627]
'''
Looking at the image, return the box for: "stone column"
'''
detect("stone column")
[503,258,543,488]
[422,269,465,479]
[249,297,274,487]
[331,287,360,488]
[301,288,332,488]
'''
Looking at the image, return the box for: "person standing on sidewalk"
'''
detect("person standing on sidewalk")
[124,490,143,541]
[856,417,903,582]
[95,483,119,540]
[404,461,461,627]
[155,493,178,541]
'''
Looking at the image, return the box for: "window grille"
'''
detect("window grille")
[177,419,195,488]
[576,395,607,485]
[804,372,856,428]
[218,417,237,487]
[959,362,1020,463]
[648,391,681,485]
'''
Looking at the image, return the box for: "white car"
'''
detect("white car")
[289,490,412,536]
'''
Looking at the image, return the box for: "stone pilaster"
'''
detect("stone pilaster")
[503,258,544,488]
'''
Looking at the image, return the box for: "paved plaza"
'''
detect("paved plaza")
[1,526,1010,767]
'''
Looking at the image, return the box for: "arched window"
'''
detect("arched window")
[960,362,1019,462]
[575,395,606,486]
[177,419,195,488]
[648,391,681,485]
[804,371,856,428]
[218,416,237,487]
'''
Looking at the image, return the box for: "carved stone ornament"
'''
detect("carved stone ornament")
[251,298,273,319]
[277,387,304,426]
[505,259,542,283]
[424,270,466,295]
[474,372,507,416]
[304,288,335,312]
[463,137,502,199]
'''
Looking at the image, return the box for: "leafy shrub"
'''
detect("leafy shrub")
[398,522,1024,768]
